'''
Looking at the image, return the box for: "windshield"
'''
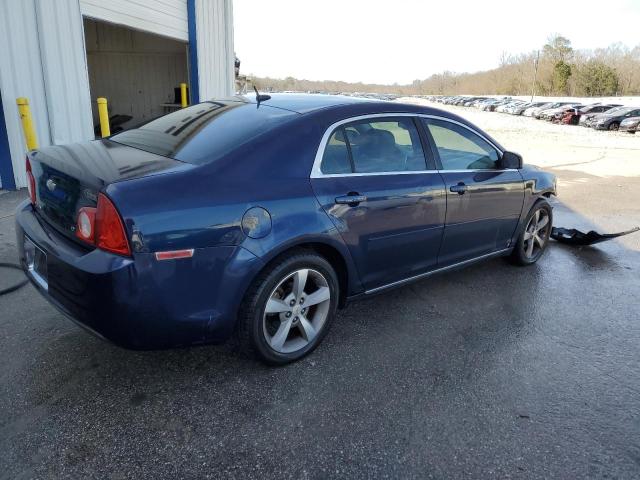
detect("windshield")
[110,101,297,165]
[608,107,633,115]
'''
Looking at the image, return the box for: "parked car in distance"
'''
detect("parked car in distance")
[581,106,625,127]
[592,106,640,130]
[496,101,526,114]
[479,99,501,111]
[523,102,554,117]
[619,116,640,133]
[464,97,488,107]
[16,94,557,364]
[547,105,584,123]
[567,104,621,125]
[535,102,579,120]
[511,102,546,115]
[485,98,513,112]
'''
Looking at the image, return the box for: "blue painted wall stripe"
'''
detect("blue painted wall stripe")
[187,0,200,104]
[0,90,17,190]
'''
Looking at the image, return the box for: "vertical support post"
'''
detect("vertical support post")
[0,92,17,190]
[16,98,38,150]
[187,0,200,104]
[97,98,110,137]
[180,83,188,108]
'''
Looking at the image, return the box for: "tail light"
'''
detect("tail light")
[95,193,130,256]
[26,156,36,205]
[75,193,131,256]
[76,207,96,243]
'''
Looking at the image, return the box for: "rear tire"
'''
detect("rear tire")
[510,200,553,266]
[237,249,339,365]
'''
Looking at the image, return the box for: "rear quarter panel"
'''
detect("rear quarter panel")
[106,115,365,297]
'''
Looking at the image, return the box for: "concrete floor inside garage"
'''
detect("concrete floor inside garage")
[1,116,639,477]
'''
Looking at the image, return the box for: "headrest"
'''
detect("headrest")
[376,129,396,149]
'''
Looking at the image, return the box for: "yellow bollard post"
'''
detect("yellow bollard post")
[16,97,38,150]
[180,83,188,108]
[97,98,110,137]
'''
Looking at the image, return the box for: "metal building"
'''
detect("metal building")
[0,0,235,189]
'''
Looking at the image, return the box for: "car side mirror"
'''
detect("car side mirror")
[500,151,523,169]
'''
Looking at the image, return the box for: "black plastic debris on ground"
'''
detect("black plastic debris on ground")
[551,226,640,246]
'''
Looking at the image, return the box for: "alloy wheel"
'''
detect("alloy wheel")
[262,269,331,354]
[522,208,550,259]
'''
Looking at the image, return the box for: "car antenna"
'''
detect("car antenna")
[253,86,271,107]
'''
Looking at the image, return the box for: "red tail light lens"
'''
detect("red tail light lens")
[95,193,131,256]
[74,194,130,256]
[26,156,36,205]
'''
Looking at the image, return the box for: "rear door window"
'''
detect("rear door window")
[320,117,427,174]
[321,129,352,174]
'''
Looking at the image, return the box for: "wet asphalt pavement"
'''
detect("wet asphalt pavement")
[1,169,639,479]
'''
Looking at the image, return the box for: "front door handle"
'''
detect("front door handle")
[335,194,367,205]
[450,183,468,195]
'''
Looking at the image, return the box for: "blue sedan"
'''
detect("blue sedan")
[16,94,556,364]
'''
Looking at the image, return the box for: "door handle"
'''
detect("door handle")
[335,194,367,205]
[450,183,468,195]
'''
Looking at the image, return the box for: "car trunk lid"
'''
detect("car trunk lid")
[28,139,190,242]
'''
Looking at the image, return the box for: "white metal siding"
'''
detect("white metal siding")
[0,0,233,189]
[36,0,94,145]
[80,0,188,41]
[0,0,50,188]
[195,0,235,99]
[0,0,93,189]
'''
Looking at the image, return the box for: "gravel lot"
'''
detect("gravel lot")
[1,103,639,479]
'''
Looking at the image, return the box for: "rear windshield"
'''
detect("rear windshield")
[110,101,297,165]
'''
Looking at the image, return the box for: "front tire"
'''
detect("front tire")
[510,200,553,266]
[238,250,339,365]
[608,122,620,131]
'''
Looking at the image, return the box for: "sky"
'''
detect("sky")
[233,0,640,85]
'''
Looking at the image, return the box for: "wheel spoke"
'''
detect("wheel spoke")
[265,298,290,314]
[297,315,317,342]
[537,214,549,230]
[303,286,330,307]
[533,209,540,225]
[526,238,535,257]
[270,318,293,351]
[523,230,533,241]
[292,269,308,300]
[534,234,545,248]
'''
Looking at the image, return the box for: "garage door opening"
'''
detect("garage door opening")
[83,18,189,137]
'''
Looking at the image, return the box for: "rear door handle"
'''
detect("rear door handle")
[335,194,367,205]
[449,183,468,195]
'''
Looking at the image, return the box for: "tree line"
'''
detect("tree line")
[252,36,640,97]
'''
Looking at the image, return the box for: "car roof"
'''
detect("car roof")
[238,93,385,114]
[216,93,503,148]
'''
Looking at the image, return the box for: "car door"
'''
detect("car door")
[421,117,525,266]
[310,116,446,290]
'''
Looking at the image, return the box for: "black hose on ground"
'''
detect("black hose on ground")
[0,263,28,296]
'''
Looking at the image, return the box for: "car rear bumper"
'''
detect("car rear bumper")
[15,200,264,349]
[619,124,637,133]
